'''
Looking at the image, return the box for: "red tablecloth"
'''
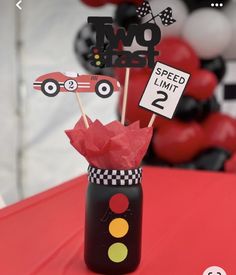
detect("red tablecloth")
[0,166,236,275]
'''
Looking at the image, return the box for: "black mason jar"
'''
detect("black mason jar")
[84,166,143,274]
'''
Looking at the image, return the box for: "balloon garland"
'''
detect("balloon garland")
[76,0,236,173]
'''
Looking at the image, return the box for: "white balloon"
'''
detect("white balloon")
[148,0,188,38]
[223,2,236,59]
[182,8,232,59]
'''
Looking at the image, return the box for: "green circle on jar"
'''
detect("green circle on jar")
[108,242,128,263]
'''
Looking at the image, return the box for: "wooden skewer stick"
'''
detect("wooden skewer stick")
[121,67,131,125]
[75,92,89,129]
[148,114,156,128]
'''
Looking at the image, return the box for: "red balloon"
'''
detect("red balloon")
[202,113,236,153]
[81,0,104,7]
[118,69,153,128]
[152,120,205,164]
[185,69,218,100]
[156,37,200,73]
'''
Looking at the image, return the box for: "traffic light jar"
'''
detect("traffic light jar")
[84,166,143,274]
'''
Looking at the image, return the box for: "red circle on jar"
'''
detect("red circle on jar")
[109,193,129,214]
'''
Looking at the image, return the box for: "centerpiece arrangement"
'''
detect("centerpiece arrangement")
[33,2,190,274]
[66,117,152,273]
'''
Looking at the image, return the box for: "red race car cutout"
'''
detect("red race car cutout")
[33,72,120,98]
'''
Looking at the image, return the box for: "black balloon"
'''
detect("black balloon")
[143,144,231,172]
[197,96,221,121]
[201,56,226,82]
[193,147,231,171]
[176,147,231,171]
[175,96,220,122]
[147,147,231,172]
[182,0,230,11]
[114,3,141,29]
[175,96,200,121]
[176,162,197,170]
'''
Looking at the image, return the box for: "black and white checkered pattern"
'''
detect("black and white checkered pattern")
[214,61,236,118]
[74,23,112,76]
[157,7,176,26]
[136,1,152,18]
[88,166,142,186]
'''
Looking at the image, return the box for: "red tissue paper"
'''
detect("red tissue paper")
[65,117,153,170]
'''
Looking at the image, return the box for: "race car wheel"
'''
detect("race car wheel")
[95,80,114,98]
[41,79,60,97]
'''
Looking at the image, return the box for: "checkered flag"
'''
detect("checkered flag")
[157,7,176,26]
[136,1,152,18]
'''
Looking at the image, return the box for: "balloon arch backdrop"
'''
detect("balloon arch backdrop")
[75,0,236,173]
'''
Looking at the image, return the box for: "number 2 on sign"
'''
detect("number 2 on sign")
[151,90,168,110]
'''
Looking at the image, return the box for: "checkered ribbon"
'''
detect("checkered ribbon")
[88,166,142,186]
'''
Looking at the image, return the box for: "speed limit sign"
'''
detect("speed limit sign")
[139,62,190,119]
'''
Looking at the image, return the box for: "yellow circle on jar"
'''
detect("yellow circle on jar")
[109,218,129,238]
[108,242,128,263]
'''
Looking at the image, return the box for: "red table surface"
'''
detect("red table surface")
[0,166,236,275]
